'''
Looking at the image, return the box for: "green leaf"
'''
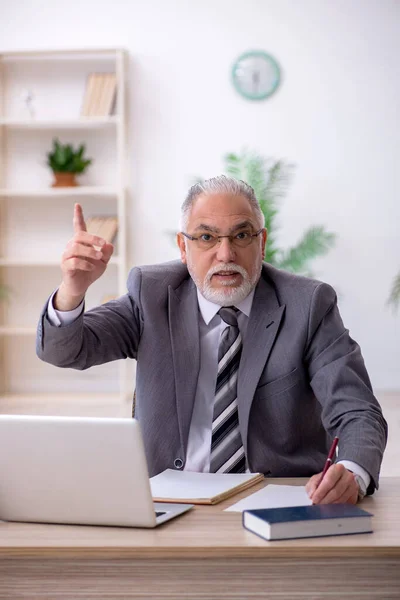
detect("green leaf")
[76,144,85,159]
[225,153,240,163]
[224,152,242,179]
[276,226,337,275]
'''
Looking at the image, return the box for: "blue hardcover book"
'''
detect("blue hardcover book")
[243,503,373,541]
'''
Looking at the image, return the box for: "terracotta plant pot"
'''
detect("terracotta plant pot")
[51,172,78,187]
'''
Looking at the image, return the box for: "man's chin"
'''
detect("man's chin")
[201,283,252,306]
[211,283,242,292]
[211,273,242,287]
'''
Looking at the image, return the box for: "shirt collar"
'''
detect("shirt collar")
[197,287,255,325]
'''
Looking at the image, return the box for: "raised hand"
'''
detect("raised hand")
[54,203,114,311]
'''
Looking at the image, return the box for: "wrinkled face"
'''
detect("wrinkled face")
[177,193,267,306]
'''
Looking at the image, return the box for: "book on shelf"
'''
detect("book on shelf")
[150,469,264,505]
[81,73,117,117]
[243,503,373,541]
[89,73,104,117]
[80,73,96,116]
[98,73,117,115]
[86,216,118,244]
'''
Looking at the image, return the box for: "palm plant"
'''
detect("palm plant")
[223,150,336,276]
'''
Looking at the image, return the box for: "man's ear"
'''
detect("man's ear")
[176,233,187,264]
[261,228,267,259]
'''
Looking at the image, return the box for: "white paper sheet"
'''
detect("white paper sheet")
[225,484,313,512]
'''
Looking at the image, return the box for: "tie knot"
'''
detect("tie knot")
[219,307,239,327]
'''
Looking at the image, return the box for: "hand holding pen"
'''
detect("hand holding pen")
[305,436,359,505]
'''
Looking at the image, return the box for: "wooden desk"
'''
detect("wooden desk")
[1,477,399,600]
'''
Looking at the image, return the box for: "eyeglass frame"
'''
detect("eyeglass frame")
[180,228,264,249]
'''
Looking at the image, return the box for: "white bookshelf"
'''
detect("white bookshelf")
[0,47,131,408]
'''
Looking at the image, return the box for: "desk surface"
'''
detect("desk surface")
[1,477,399,560]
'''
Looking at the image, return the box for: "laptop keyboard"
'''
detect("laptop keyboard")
[155,511,166,517]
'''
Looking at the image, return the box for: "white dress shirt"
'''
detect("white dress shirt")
[47,291,370,492]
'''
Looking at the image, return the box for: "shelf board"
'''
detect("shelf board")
[0,393,131,418]
[0,116,119,129]
[0,186,119,198]
[0,256,121,266]
[0,327,36,336]
[0,48,124,60]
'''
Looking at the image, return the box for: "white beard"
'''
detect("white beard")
[188,262,261,307]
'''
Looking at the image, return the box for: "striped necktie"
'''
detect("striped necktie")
[209,307,245,473]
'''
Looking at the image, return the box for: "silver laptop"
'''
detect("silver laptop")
[0,414,192,527]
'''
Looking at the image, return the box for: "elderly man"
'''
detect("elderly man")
[37,175,387,505]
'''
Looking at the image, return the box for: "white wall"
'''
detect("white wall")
[1,0,399,390]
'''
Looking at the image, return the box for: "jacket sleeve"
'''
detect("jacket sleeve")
[36,267,143,370]
[305,282,388,494]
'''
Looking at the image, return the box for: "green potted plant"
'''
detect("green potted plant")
[46,138,93,187]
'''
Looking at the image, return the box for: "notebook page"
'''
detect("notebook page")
[150,469,260,500]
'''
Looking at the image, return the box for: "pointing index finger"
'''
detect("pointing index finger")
[73,203,87,233]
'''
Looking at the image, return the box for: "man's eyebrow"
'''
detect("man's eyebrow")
[192,221,256,234]
[193,224,220,233]
[230,221,255,232]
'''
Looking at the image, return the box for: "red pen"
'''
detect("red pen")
[315,436,339,489]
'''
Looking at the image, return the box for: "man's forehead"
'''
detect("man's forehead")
[188,192,257,223]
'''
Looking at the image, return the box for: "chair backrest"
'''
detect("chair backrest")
[132,389,136,417]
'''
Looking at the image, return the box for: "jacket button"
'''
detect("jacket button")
[174,458,183,469]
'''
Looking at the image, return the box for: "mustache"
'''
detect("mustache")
[205,263,248,282]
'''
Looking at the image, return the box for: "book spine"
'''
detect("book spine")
[90,74,105,117]
[96,73,110,116]
[104,74,117,116]
[81,73,95,117]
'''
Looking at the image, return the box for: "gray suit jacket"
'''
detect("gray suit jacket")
[37,261,387,493]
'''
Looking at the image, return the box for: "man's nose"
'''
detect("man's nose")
[215,237,236,262]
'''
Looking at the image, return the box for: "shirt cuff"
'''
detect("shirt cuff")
[337,460,370,496]
[47,290,84,326]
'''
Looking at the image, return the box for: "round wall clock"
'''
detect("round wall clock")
[231,50,281,101]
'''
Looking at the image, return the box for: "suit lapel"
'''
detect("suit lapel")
[168,279,200,457]
[238,276,286,458]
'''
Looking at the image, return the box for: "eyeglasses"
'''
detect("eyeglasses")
[181,228,263,250]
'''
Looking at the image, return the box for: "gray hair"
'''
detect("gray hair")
[179,175,265,231]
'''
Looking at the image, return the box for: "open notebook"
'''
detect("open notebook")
[150,469,264,505]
